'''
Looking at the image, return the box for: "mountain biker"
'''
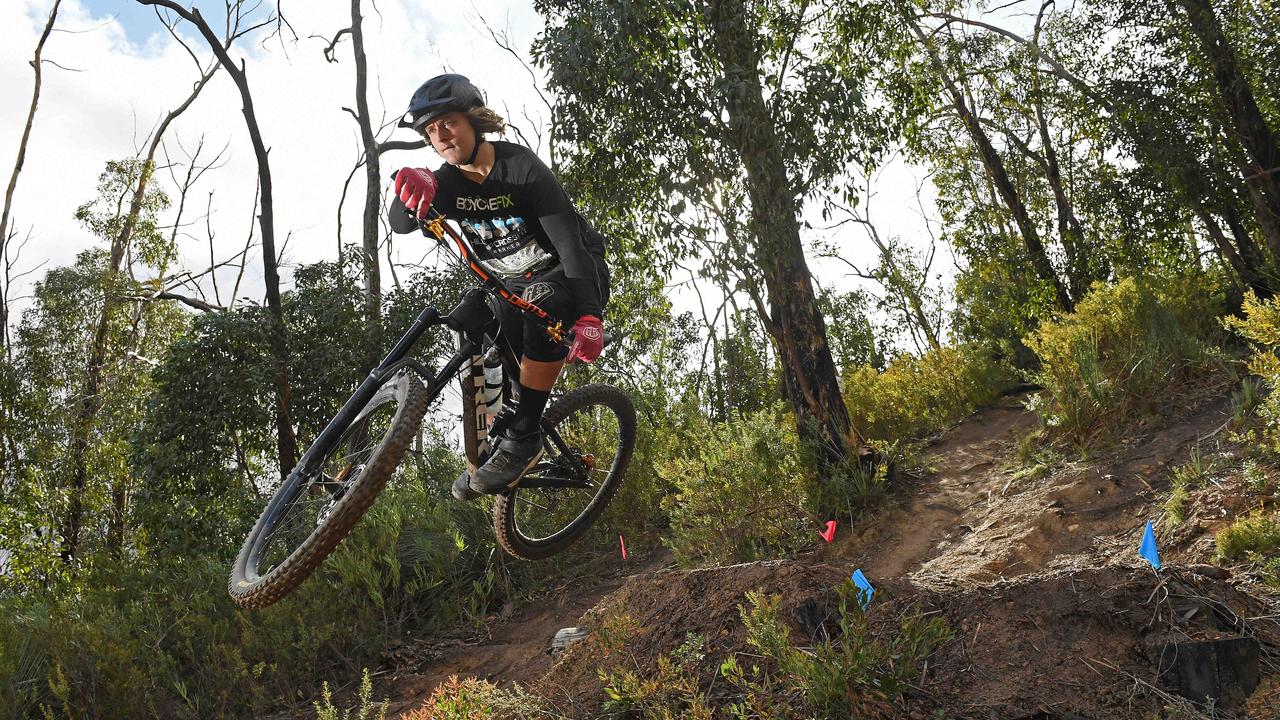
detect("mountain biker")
[388,73,610,502]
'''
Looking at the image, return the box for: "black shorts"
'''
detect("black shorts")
[494,255,610,363]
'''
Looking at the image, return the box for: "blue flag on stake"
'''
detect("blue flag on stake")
[1139,520,1161,569]
[851,568,874,609]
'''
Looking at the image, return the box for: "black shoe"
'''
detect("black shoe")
[470,429,544,494]
[452,435,501,502]
[452,469,481,502]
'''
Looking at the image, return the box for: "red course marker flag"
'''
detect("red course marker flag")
[619,534,627,560]
[820,520,837,543]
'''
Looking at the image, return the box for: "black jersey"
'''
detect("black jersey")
[390,140,606,318]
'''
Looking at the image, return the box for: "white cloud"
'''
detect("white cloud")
[1,0,552,314]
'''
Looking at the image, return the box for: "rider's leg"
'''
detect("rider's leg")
[508,357,563,435]
[470,275,577,494]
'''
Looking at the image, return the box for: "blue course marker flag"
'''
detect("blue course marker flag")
[851,568,875,609]
[1139,519,1161,570]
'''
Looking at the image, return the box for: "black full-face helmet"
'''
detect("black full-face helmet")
[399,74,485,131]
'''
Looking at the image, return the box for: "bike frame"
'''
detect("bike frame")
[296,207,573,479]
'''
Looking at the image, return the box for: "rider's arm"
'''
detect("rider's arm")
[522,157,605,319]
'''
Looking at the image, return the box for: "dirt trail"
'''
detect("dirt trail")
[377,388,1280,718]
[375,548,669,717]
[844,391,1235,585]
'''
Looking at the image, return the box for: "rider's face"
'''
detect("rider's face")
[423,112,475,165]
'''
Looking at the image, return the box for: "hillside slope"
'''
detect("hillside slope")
[374,389,1280,718]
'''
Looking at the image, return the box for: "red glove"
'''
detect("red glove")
[394,167,438,219]
[567,315,604,364]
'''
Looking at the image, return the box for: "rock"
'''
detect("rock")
[550,627,589,656]
[1157,637,1261,710]
[1187,564,1231,580]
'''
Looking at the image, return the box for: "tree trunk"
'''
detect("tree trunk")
[709,0,862,475]
[1033,79,1090,299]
[61,59,219,563]
[1177,0,1280,259]
[350,0,382,354]
[908,15,1074,311]
[139,1,298,479]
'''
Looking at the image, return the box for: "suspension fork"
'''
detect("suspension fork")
[298,305,472,476]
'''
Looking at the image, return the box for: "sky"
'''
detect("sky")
[0,0,941,348]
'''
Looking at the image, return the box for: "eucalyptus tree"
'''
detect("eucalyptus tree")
[1171,0,1280,264]
[534,0,892,474]
[137,0,300,479]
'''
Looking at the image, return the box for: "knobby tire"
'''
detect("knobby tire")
[228,373,429,609]
[493,383,636,560]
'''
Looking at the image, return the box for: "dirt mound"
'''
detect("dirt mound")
[535,559,850,712]
[375,549,662,719]
[535,561,1280,718]
[902,565,1280,718]
[840,390,1236,585]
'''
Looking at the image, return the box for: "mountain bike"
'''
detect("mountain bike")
[228,208,636,610]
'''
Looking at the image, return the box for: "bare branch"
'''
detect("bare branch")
[123,290,225,312]
[316,27,352,62]
[2,0,63,258]
[376,139,427,155]
[40,59,85,72]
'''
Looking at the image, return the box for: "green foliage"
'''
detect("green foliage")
[951,255,1060,370]
[1224,291,1280,454]
[1025,274,1224,445]
[600,633,714,720]
[843,343,1009,441]
[1162,446,1218,528]
[400,676,558,720]
[314,669,388,720]
[659,405,815,566]
[726,585,951,717]
[1,247,188,588]
[1216,510,1280,562]
[0,452,497,719]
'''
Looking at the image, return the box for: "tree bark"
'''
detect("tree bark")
[1032,77,1091,299]
[709,0,862,476]
[1176,0,1280,260]
[139,0,298,480]
[350,0,383,359]
[909,14,1074,311]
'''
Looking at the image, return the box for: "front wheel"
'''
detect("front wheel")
[228,373,428,609]
[493,384,637,560]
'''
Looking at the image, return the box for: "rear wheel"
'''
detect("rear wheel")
[493,384,636,560]
[229,373,428,608]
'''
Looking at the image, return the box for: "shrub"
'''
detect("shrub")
[314,669,388,720]
[1225,291,1280,454]
[843,343,1009,442]
[1024,275,1223,445]
[1216,511,1280,561]
[0,452,501,719]
[724,584,951,717]
[658,406,815,566]
[599,633,713,720]
[400,676,556,720]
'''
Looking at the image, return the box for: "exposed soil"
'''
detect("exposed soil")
[372,382,1280,718]
[373,547,670,718]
